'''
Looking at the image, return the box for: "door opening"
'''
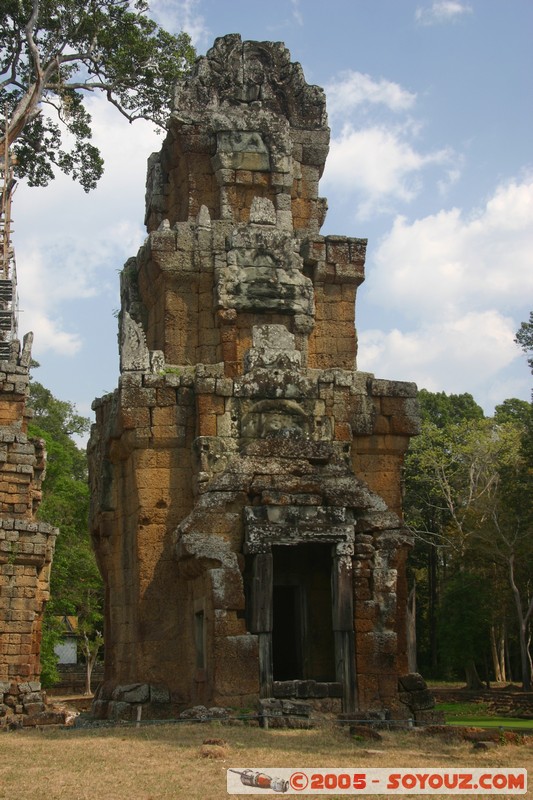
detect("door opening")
[273,584,303,679]
[272,544,335,682]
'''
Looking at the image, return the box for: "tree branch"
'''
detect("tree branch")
[0,0,45,147]
[24,0,43,81]
[0,31,23,89]
[508,554,525,624]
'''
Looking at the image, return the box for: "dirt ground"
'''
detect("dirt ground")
[0,718,531,800]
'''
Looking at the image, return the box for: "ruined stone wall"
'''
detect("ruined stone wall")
[91,373,195,690]
[0,333,58,724]
[89,35,419,721]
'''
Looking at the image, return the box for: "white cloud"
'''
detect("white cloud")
[16,219,141,357]
[21,310,83,357]
[325,71,417,118]
[358,176,533,408]
[368,177,533,316]
[415,1,473,26]
[291,0,304,26]
[14,94,159,357]
[322,67,456,218]
[437,166,462,196]
[150,0,209,47]
[322,123,453,217]
[360,312,517,385]
[358,311,522,410]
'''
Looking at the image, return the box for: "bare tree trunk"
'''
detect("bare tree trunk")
[499,623,507,683]
[508,555,533,691]
[490,626,500,681]
[85,658,93,696]
[490,625,506,682]
[482,652,490,690]
[82,631,103,696]
[517,622,531,691]
[505,635,513,683]
[429,545,438,672]
[407,584,417,673]
[464,659,483,690]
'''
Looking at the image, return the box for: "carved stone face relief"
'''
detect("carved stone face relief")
[193,437,229,487]
[241,48,267,102]
[217,245,314,317]
[234,249,278,299]
[241,399,309,440]
[119,311,150,372]
[215,131,270,172]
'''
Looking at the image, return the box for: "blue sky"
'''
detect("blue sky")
[13,0,533,427]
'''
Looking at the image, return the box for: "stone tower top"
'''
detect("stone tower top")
[123,35,366,376]
[173,34,327,129]
[145,33,330,234]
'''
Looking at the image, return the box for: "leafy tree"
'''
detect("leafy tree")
[28,381,88,479]
[405,390,533,688]
[39,613,63,687]
[417,388,484,428]
[1,0,195,190]
[406,415,499,686]
[28,378,103,689]
[515,311,533,377]
[494,398,531,427]
[472,409,533,689]
[405,391,485,675]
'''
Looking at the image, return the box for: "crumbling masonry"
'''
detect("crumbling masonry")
[89,35,420,720]
[0,333,58,724]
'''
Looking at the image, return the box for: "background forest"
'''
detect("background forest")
[405,387,533,690]
[28,372,102,689]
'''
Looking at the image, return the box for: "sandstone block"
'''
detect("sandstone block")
[22,701,45,715]
[123,683,150,704]
[150,685,171,704]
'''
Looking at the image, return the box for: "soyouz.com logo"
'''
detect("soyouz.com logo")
[227,767,527,794]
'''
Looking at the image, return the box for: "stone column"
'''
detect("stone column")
[248,552,273,698]
[332,543,357,713]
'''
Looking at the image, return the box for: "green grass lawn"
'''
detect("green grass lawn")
[436,702,533,729]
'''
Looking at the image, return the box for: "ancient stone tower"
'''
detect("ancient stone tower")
[89,35,419,720]
[0,145,58,723]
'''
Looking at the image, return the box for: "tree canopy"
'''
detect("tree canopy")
[1,0,195,190]
[404,389,533,689]
[417,388,484,428]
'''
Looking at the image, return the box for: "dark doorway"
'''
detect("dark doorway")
[273,585,302,679]
[272,544,335,682]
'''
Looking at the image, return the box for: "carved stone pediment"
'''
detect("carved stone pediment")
[213,131,270,172]
[119,311,150,372]
[216,230,314,318]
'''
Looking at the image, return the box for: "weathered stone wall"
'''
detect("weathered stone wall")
[0,333,58,725]
[89,35,419,721]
